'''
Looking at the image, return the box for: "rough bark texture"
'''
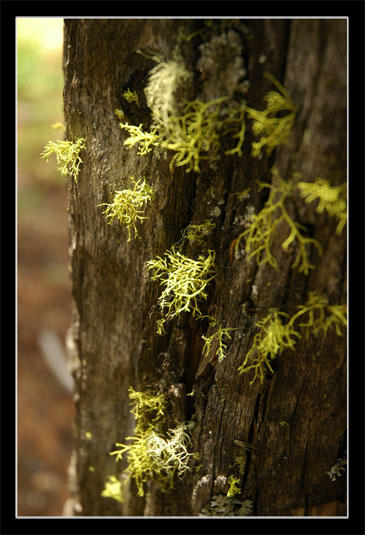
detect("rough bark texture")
[63,19,347,517]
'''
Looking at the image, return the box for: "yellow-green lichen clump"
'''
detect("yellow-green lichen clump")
[41,137,86,182]
[103,387,193,499]
[99,177,154,241]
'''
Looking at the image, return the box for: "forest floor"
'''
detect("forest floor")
[18,173,74,516]
[17,21,75,516]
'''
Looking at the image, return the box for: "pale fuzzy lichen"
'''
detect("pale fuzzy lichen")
[199,495,253,516]
[107,388,193,498]
[120,50,247,173]
[298,178,347,234]
[119,123,160,156]
[245,72,297,157]
[146,248,216,335]
[41,137,86,182]
[144,53,193,135]
[99,177,154,241]
[288,291,347,339]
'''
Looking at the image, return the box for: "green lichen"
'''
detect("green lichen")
[245,72,297,157]
[99,177,154,241]
[41,137,86,182]
[239,292,347,384]
[122,88,139,105]
[298,178,347,234]
[146,248,216,335]
[107,387,193,498]
[101,475,124,503]
[199,315,237,362]
[119,51,248,173]
[235,168,322,275]
[181,219,216,245]
[288,291,347,339]
[238,309,300,384]
[227,475,241,497]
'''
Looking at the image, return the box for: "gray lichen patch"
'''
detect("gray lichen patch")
[197,30,248,102]
[198,494,253,516]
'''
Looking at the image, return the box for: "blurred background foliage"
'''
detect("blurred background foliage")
[17,18,74,516]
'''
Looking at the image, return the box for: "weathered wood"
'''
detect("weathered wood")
[64,18,347,516]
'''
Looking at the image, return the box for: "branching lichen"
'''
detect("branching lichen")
[181,219,216,245]
[106,387,193,499]
[238,309,300,384]
[146,248,216,335]
[325,453,347,481]
[298,178,347,234]
[119,50,248,173]
[99,177,154,241]
[235,168,322,274]
[122,88,139,105]
[245,72,297,157]
[41,137,86,182]
[119,123,160,155]
[239,292,347,384]
[143,53,193,135]
[199,315,236,362]
[162,97,229,173]
[227,475,241,497]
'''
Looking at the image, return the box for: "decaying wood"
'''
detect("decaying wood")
[64,18,347,516]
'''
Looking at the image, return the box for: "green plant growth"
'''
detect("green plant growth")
[199,315,237,362]
[245,71,297,157]
[235,168,323,275]
[119,52,250,173]
[287,291,347,339]
[226,475,242,497]
[180,219,216,246]
[122,88,139,105]
[118,51,296,174]
[298,178,347,234]
[99,177,154,241]
[147,248,216,335]
[238,291,347,384]
[238,309,300,384]
[103,387,193,499]
[41,137,86,182]
[120,123,161,155]
[101,475,124,503]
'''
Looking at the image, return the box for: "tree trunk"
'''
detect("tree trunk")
[63,18,347,516]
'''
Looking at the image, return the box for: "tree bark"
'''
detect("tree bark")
[63,18,347,516]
